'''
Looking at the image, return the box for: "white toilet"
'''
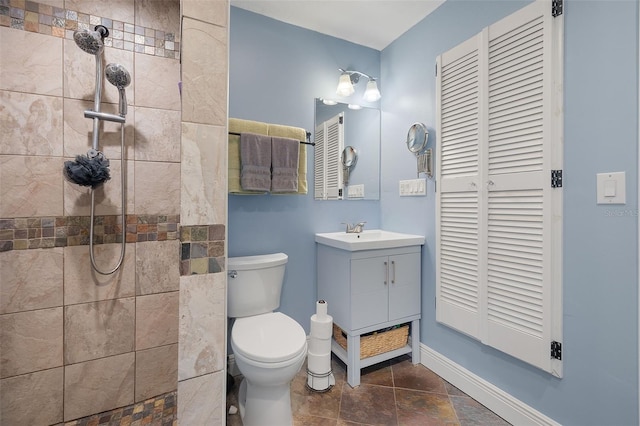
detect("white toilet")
[228,252,307,426]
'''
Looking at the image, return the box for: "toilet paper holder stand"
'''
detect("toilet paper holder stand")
[306,369,335,393]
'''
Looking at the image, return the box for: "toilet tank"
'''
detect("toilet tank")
[227,252,288,318]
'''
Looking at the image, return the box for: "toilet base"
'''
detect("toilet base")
[237,377,294,426]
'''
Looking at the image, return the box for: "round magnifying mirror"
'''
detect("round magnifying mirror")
[406,122,428,154]
[341,146,358,168]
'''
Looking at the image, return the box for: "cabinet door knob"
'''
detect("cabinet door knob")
[384,261,388,285]
[391,260,396,284]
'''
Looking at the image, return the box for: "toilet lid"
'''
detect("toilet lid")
[232,312,307,363]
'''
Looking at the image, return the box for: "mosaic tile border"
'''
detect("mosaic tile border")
[60,391,177,426]
[0,0,180,59]
[180,224,225,276]
[0,214,180,252]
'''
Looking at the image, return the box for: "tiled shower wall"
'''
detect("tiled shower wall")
[177,1,229,423]
[0,0,229,424]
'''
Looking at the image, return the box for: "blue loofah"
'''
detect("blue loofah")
[63,151,111,189]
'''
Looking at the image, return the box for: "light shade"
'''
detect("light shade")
[336,73,355,97]
[363,79,381,102]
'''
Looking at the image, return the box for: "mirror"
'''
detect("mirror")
[314,98,380,200]
[406,122,428,153]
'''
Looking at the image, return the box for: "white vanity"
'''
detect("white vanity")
[315,230,425,387]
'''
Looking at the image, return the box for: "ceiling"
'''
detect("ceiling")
[230,0,445,51]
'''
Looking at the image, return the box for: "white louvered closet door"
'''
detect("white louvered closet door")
[314,124,326,199]
[485,0,559,373]
[436,34,483,339]
[436,0,563,376]
[314,113,344,200]
[325,113,344,199]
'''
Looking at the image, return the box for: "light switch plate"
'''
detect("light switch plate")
[597,172,626,204]
[399,178,426,196]
[347,184,364,198]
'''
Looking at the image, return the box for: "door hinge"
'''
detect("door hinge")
[435,63,438,77]
[551,341,562,360]
[339,116,344,124]
[551,170,562,188]
[552,0,563,17]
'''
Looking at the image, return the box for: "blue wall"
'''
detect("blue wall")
[230,1,638,424]
[381,0,638,425]
[229,7,382,331]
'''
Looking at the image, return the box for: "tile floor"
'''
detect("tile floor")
[226,354,511,426]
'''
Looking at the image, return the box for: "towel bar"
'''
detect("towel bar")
[228,131,314,146]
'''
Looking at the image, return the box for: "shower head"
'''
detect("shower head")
[73,25,109,55]
[105,63,131,89]
[105,63,131,116]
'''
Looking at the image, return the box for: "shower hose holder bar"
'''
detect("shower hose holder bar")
[84,109,126,123]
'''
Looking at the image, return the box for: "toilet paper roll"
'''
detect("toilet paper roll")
[307,351,331,374]
[315,300,328,321]
[308,335,332,354]
[310,314,333,339]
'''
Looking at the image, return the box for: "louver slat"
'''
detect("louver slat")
[325,118,342,198]
[314,126,325,199]
[441,49,479,179]
[440,193,479,311]
[488,16,544,176]
[487,189,544,337]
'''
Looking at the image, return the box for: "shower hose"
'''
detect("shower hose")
[89,121,126,275]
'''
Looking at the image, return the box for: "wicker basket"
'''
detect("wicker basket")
[333,323,409,359]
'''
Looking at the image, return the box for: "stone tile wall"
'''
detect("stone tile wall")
[177,1,229,424]
[0,0,229,424]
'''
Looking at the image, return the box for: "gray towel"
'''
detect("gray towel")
[240,132,272,191]
[271,136,299,193]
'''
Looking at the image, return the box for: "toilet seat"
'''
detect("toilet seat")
[232,312,306,363]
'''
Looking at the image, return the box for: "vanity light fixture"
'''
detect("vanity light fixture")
[336,68,381,102]
[337,71,356,96]
[363,79,381,102]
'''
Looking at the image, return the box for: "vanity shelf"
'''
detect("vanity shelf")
[316,238,423,387]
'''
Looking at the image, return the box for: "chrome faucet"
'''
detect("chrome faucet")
[343,221,366,233]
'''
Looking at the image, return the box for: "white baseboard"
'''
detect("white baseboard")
[420,344,560,426]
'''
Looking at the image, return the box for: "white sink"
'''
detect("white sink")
[315,229,425,251]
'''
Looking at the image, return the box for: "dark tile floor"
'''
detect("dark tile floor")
[226,355,511,426]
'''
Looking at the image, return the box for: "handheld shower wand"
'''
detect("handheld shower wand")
[105,63,131,117]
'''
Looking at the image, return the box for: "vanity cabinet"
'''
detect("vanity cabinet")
[317,243,422,387]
